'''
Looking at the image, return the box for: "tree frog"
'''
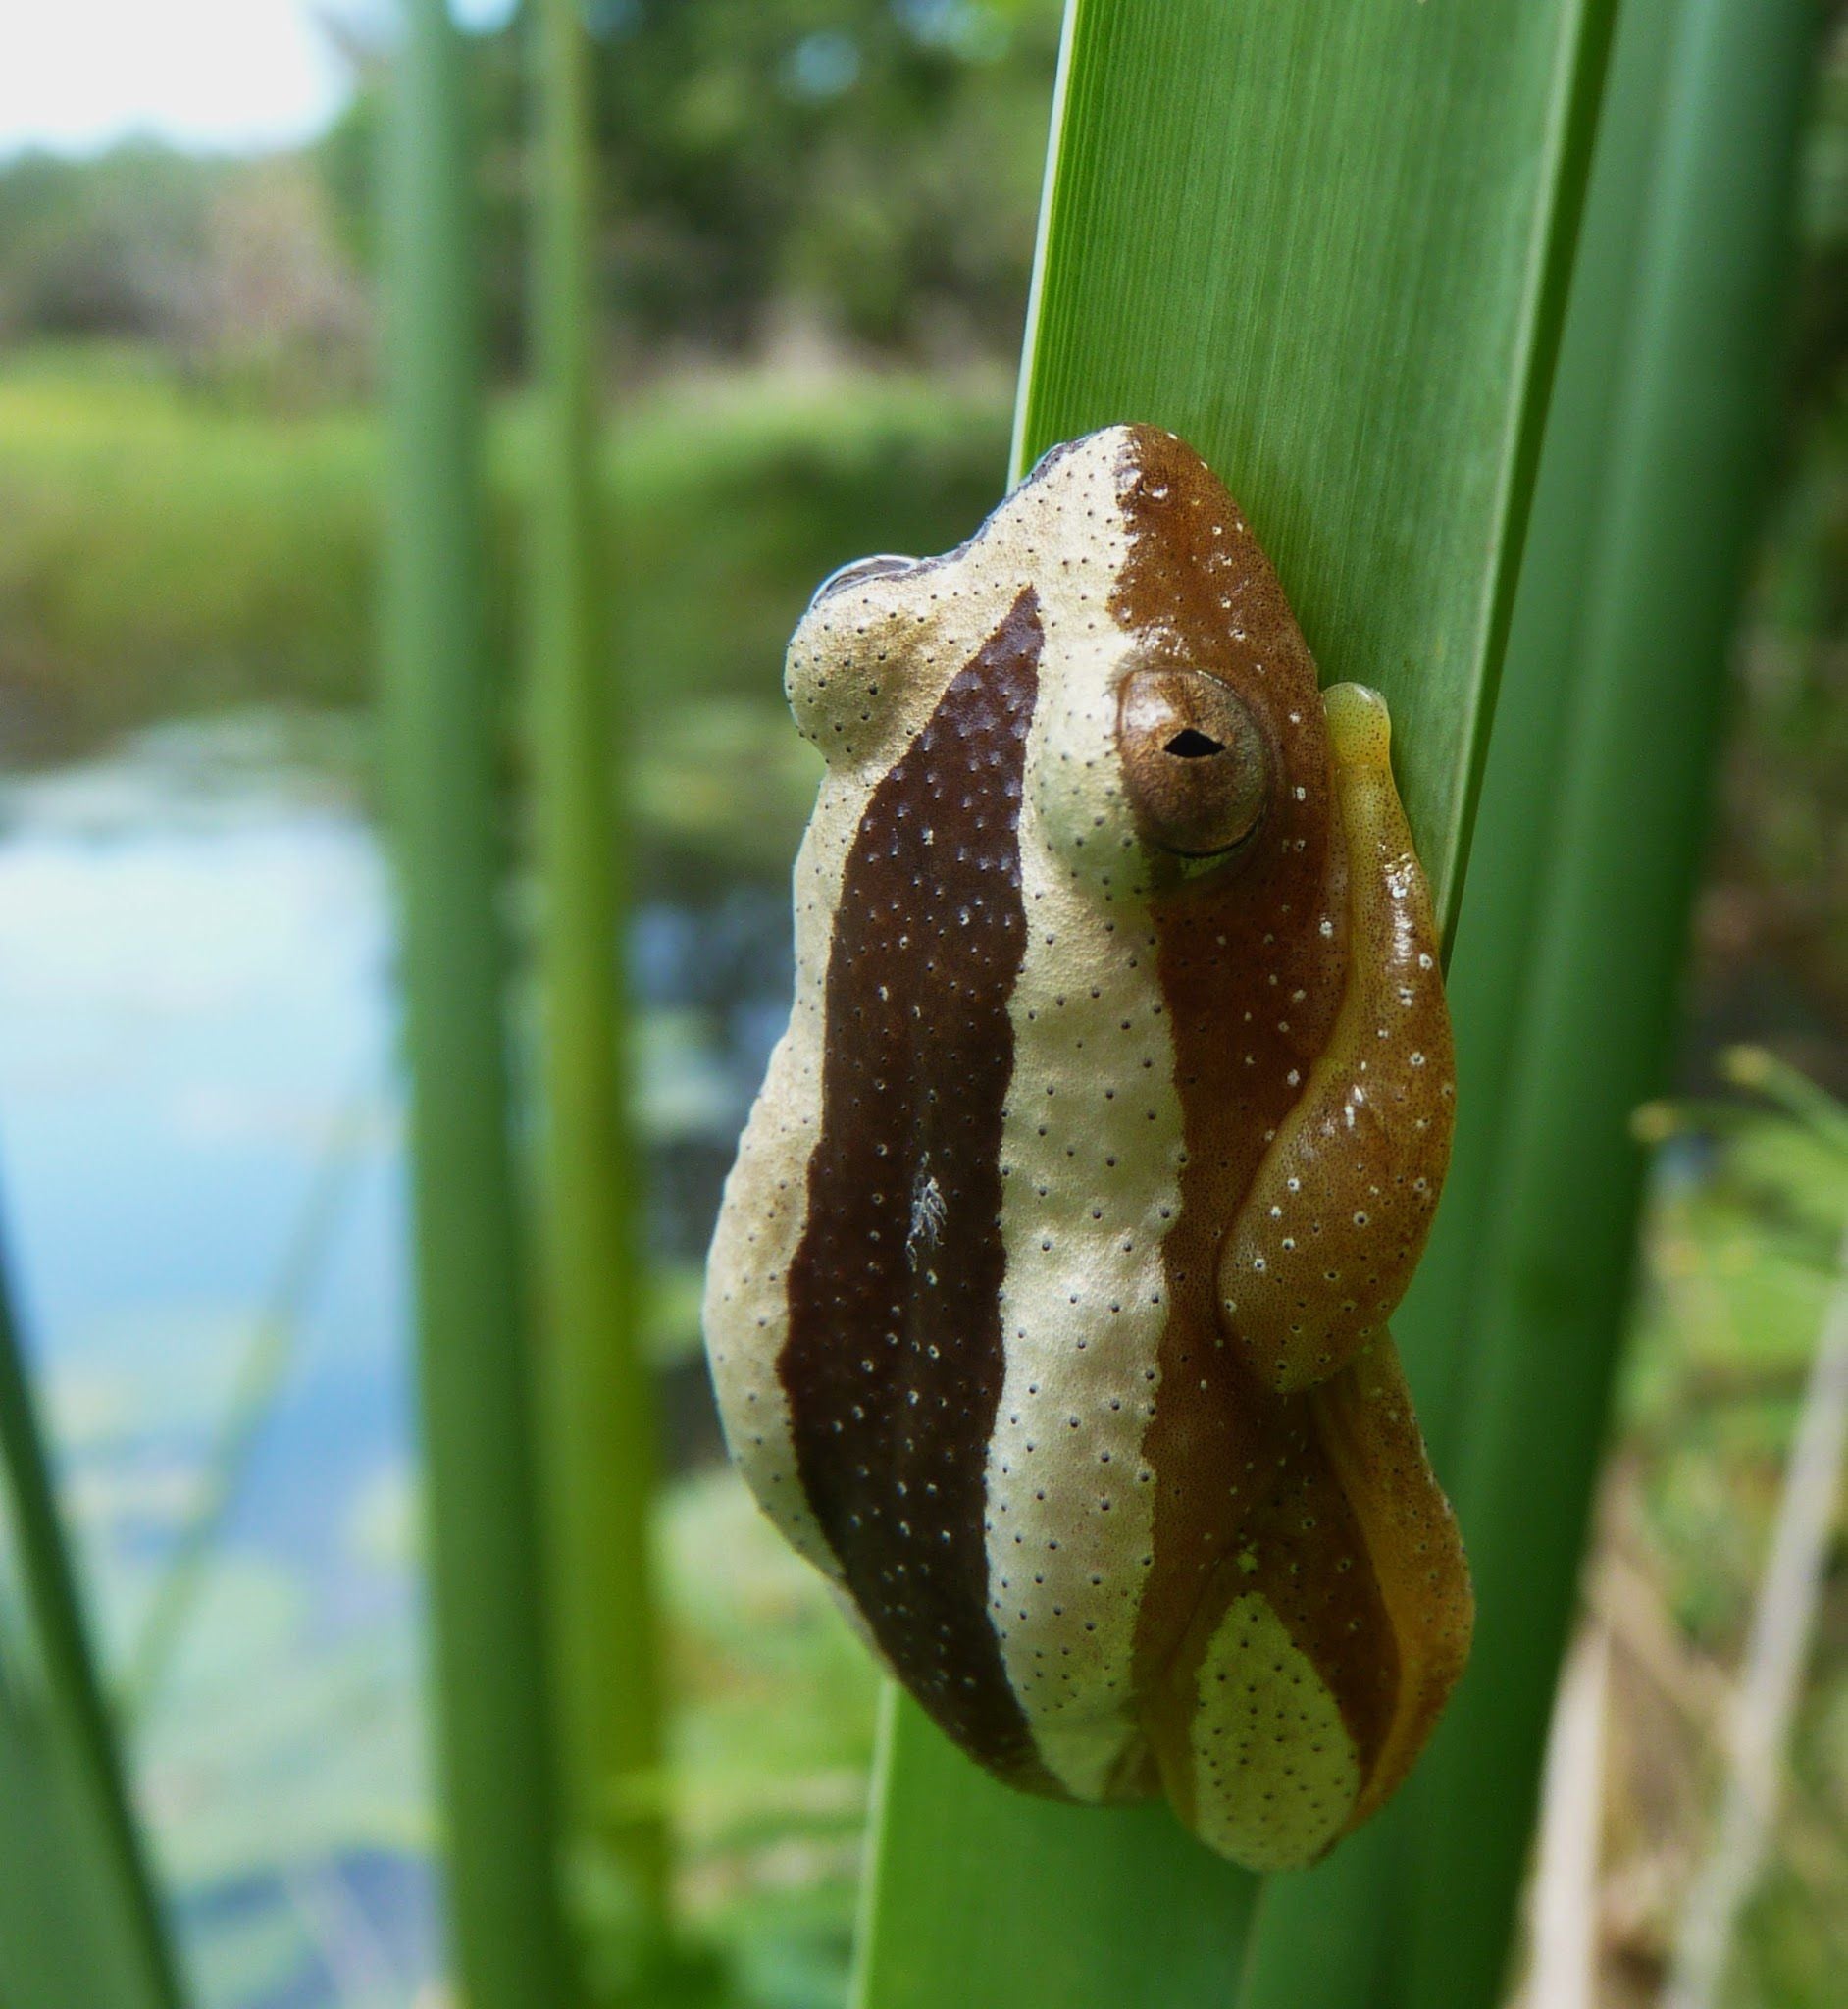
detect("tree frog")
[703,424,1472,1871]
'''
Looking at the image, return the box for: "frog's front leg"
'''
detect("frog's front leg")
[1218,684,1455,1393]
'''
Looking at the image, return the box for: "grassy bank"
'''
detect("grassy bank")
[0,350,1012,802]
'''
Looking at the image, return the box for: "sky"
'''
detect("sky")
[0,0,515,159]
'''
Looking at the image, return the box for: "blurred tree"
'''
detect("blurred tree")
[191,162,371,401]
[590,0,1060,353]
[0,142,370,402]
[314,0,1064,367]
[1706,16,1848,1057]
[0,146,216,342]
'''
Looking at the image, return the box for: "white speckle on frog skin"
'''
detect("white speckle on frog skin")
[906,1165,948,1269]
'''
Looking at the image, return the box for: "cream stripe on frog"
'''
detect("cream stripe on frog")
[984,434,1182,1801]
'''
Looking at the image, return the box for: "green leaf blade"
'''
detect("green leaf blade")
[1018,0,1618,925]
[1397,0,1826,1996]
[381,5,575,2003]
[853,1,1621,2001]
[852,1691,1258,2009]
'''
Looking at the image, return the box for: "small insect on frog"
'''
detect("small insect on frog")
[703,425,1471,1871]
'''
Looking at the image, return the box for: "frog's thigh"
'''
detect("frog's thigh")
[1141,1569,1361,1871]
[1219,684,1455,1394]
[1309,1333,1473,1829]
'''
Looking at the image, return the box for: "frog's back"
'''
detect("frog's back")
[702,426,1470,1865]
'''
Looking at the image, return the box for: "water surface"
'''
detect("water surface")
[0,715,790,2009]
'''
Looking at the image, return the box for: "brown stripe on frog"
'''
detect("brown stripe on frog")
[781,586,1057,1791]
[1111,427,1400,1783]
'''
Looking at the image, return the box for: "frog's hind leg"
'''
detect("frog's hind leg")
[1136,1385,1393,1871]
[1309,1332,1472,1830]
[1136,1339,1469,1867]
[1139,1558,1364,1871]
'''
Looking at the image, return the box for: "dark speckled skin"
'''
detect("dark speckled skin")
[782,589,1056,1786]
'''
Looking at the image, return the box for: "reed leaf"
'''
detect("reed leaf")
[0,1226,183,2009]
[1234,0,1818,1990]
[1395,1,1824,2000]
[850,2,1617,2001]
[0,1646,147,2009]
[526,0,672,1994]
[382,5,572,2003]
[1237,0,1825,1997]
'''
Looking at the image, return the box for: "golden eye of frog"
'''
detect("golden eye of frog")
[702,425,1472,1872]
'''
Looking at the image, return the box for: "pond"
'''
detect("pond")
[0,713,796,2009]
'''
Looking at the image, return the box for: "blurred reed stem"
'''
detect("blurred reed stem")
[0,1216,184,2009]
[122,1079,372,1727]
[526,0,673,1994]
[382,4,572,2004]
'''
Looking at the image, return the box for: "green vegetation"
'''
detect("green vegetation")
[526,0,674,1990]
[381,2,573,2000]
[5,4,1848,2005]
[1397,1,1822,2000]
[854,0,1617,1999]
[1614,1083,1848,2003]
[0,353,375,756]
[0,3,1063,379]
[0,1250,182,2009]
[0,351,1008,805]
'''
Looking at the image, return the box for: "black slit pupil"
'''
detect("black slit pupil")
[1164,728,1224,759]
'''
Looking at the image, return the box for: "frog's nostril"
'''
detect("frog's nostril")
[1165,729,1225,760]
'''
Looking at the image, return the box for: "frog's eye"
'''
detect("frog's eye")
[1116,665,1270,858]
